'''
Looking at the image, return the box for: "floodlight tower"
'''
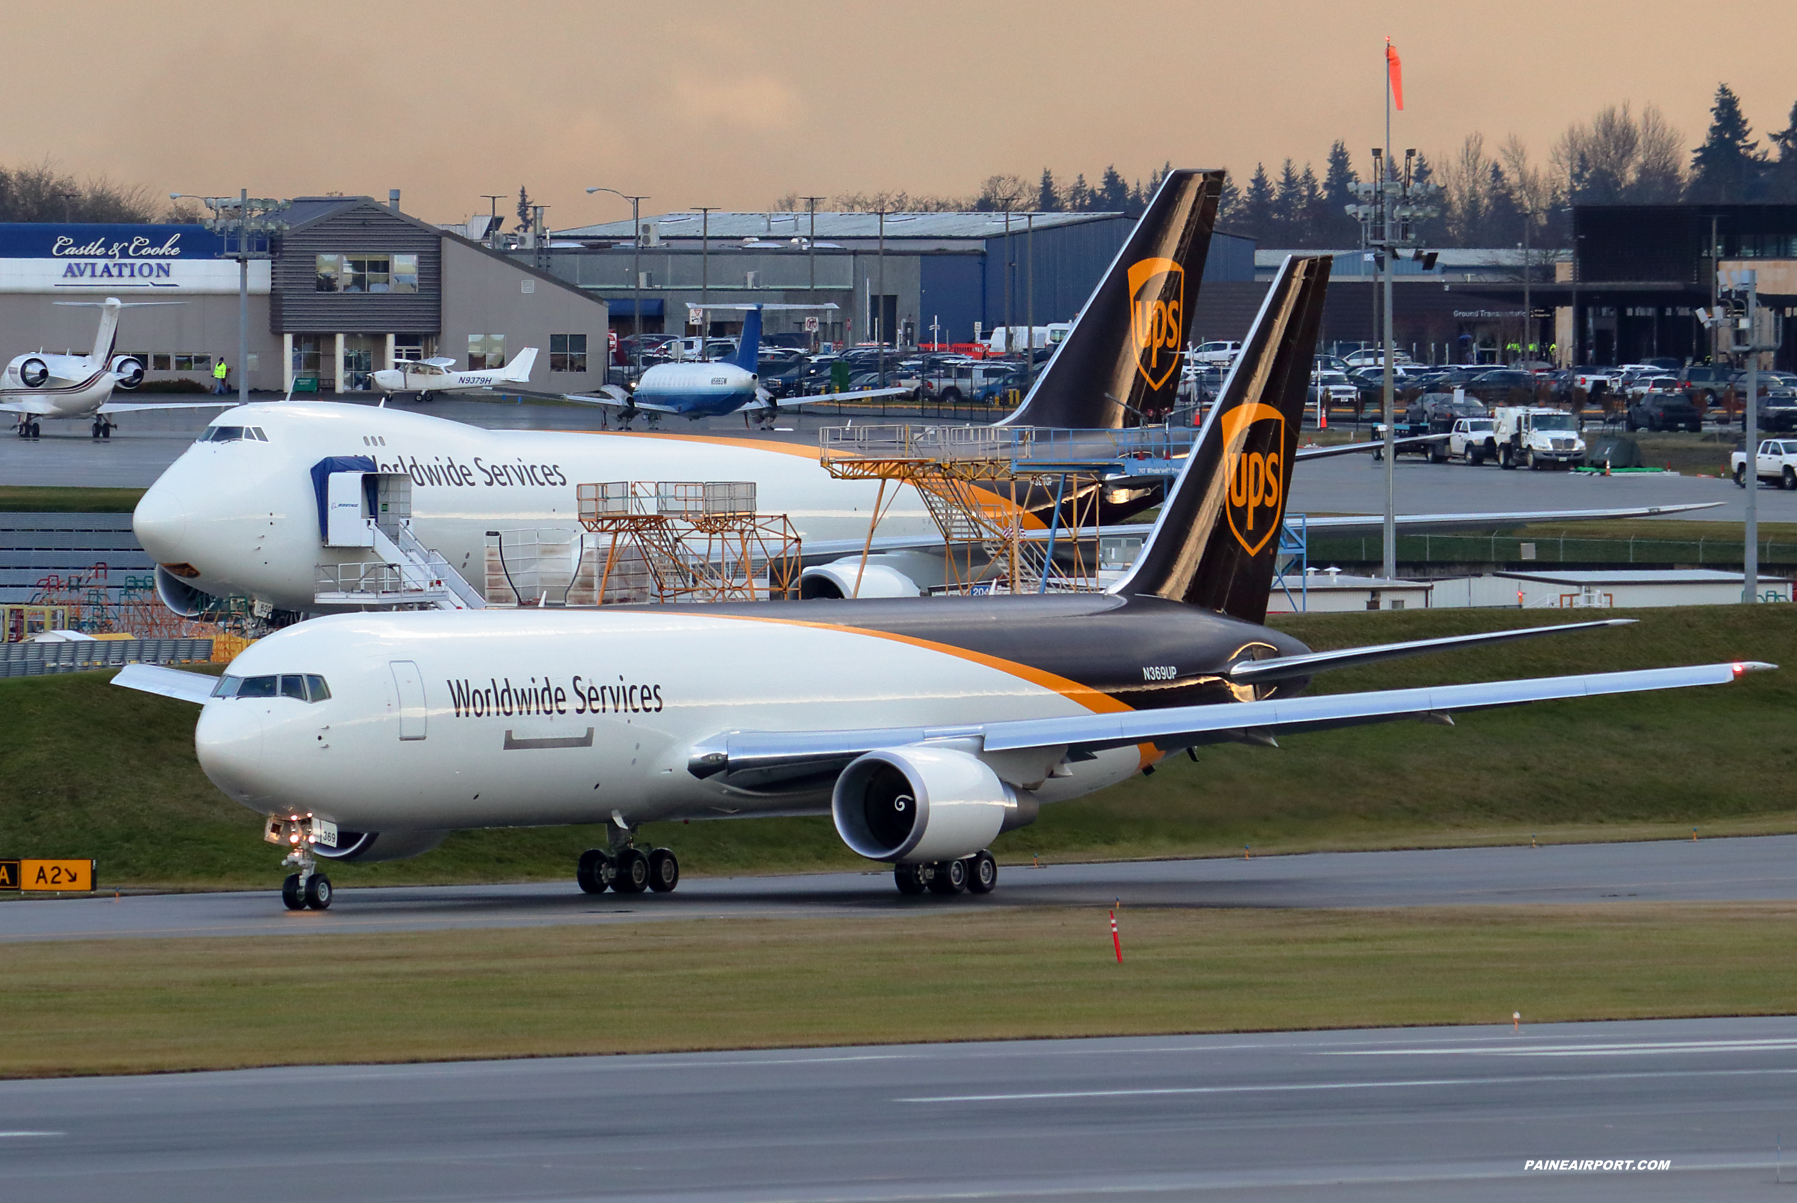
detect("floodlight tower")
[175,188,290,405]
[1702,270,1783,602]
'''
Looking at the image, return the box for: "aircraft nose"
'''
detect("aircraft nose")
[195,702,267,805]
[372,371,400,390]
[133,483,188,561]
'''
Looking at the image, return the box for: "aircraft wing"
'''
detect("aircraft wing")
[689,661,1771,781]
[777,387,913,406]
[113,663,217,705]
[1295,434,1446,460]
[559,387,683,415]
[792,503,1725,562]
[97,400,237,414]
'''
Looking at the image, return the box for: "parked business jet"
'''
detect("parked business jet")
[570,305,906,424]
[2,297,233,439]
[370,347,539,402]
[117,257,1772,910]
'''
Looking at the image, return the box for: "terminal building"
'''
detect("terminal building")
[0,195,610,396]
[543,209,1256,345]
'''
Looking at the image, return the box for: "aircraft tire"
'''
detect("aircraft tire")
[281,874,305,910]
[648,848,680,893]
[576,848,613,894]
[27,421,40,440]
[614,848,650,894]
[928,858,968,895]
[968,851,998,894]
[304,874,333,910]
[894,864,929,895]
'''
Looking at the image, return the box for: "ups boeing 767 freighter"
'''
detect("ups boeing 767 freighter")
[116,255,1772,909]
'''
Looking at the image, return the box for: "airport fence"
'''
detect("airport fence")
[1308,533,1797,571]
[0,637,213,679]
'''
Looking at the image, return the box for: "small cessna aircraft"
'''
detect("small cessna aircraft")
[370,347,538,402]
[569,304,907,425]
[2,297,234,439]
[117,256,1773,910]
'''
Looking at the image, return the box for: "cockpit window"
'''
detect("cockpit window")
[212,673,331,702]
[199,426,268,444]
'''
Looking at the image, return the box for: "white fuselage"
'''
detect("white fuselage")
[195,608,1140,831]
[632,361,758,416]
[134,401,933,610]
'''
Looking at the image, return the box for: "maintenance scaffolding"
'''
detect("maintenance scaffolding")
[818,424,1197,596]
[576,481,802,604]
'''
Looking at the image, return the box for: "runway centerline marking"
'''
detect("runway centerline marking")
[898,1065,1797,1103]
[1327,1037,1797,1057]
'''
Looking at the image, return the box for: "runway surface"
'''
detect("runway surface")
[5,1016,1797,1201]
[4,834,1794,943]
[2,394,1787,523]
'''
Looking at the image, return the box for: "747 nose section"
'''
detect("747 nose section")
[132,482,188,562]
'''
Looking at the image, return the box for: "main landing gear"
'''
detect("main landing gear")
[893,850,997,897]
[577,820,679,895]
[16,418,40,439]
[90,416,114,440]
[268,814,332,911]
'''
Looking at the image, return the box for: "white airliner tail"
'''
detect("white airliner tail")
[501,347,538,383]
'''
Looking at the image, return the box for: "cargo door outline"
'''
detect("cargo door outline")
[390,660,428,740]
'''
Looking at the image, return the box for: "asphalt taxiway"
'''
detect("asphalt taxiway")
[4,834,1794,943]
[3,395,1792,523]
[5,1016,1796,1201]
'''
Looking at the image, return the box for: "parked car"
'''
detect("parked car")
[1343,347,1415,368]
[1731,438,1797,489]
[1462,369,1541,406]
[1309,370,1359,408]
[1680,365,1738,408]
[1191,340,1241,366]
[1626,391,1701,432]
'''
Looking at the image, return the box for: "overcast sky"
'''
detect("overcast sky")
[11,0,1794,226]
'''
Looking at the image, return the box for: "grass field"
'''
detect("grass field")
[1,605,1791,890]
[0,485,146,513]
[3,903,1796,1078]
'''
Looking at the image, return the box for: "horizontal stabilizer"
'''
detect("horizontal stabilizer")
[97,400,237,414]
[112,663,216,704]
[1226,619,1635,684]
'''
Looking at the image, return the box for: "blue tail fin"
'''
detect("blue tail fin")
[729,306,762,371]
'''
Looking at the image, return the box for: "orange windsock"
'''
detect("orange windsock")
[1386,39,1404,111]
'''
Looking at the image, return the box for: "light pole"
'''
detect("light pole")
[479,195,505,245]
[876,208,887,387]
[693,206,719,347]
[588,187,650,377]
[174,189,289,405]
[801,196,826,350]
[1705,270,1782,602]
[1348,148,1439,582]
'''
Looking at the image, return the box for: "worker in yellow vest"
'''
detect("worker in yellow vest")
[212,359,230,395]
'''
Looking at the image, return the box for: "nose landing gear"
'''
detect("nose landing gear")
[267,814,333,911]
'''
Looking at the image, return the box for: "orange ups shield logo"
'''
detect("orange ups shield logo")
[1128,257,1184,390]
[1222,402,1287,556]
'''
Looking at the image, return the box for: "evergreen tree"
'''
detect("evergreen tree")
[1483,162,1522,246]
[1295,164,1324,248]
[1036,168,1061,212]
[1097,165,1131,211]
[1768,101,1797,202]
[1689,83,1766,202]
[1065,173,1092,212]
[1271,159,1301,245]
[515,186,533,232]
[1242,163,1275,241]
[1216,171,1241,227]
[1321,140,1361,246]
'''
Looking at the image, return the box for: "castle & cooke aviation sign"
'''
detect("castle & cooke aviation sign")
[0,223,271,295]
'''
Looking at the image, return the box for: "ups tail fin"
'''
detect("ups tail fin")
[728,306,763,372]
[1111,254,1331,622]
[1004,169,1223,430]
[502,347,538,382]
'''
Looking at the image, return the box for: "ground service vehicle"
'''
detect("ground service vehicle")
[1448,416,1498,463]
[1493,406,1586,469]
[1733,440,1797,489]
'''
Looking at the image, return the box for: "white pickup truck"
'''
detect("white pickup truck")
[1732,439,1797,490]
[1447,416,1498,464]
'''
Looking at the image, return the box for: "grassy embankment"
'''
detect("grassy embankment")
[0,486,146,513]
[4,903,1797,1077]
[1,605,1791,890]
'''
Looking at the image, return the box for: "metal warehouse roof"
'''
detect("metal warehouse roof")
[1495,569,1789,585]
[555,210,1124,241]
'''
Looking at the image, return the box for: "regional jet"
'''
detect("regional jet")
[116,256,1772,911]
[370,347,539,402]
[1,297,234,439]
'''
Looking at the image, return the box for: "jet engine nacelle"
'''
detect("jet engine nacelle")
[18,357,49,388]
[154,564,216,617]
[799,559,923,600]
[315,829,448,863]
[110,355,145,389]
[831,745,1035,864]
